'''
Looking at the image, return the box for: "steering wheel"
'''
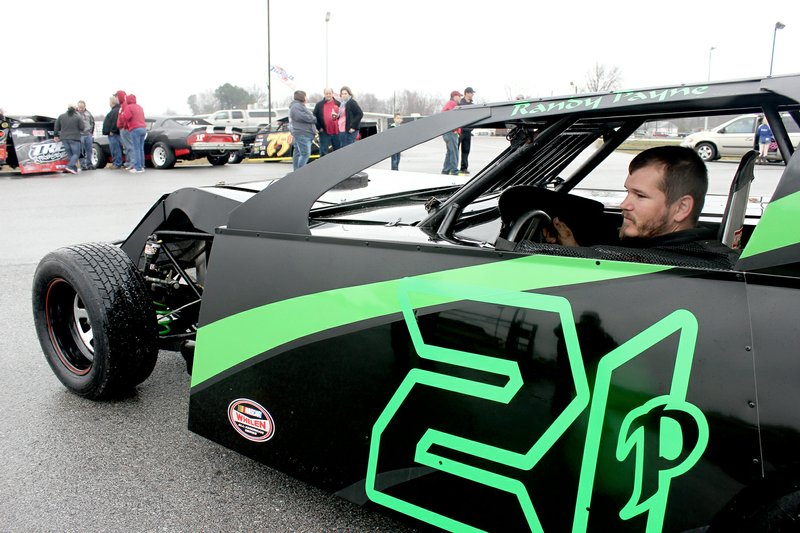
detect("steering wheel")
[505,209,555,243]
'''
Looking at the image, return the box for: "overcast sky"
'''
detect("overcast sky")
[4,0,799,118]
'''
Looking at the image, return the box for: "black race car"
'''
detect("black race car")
[32,75,800,532]
[92,116,243,169]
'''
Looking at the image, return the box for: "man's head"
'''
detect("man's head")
[464,87,475,103]
[450,90,462,102]
[77,100,86,112]
[393,113,402,124]
[323,88,335,101]
[619,146,708,240]
[293,90,307,103]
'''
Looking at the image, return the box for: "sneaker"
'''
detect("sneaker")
[64,167,77,174]
[460,169,470,174]
[131,169,145,173]
[110,165,122,170]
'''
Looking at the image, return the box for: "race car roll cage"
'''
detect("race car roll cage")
[228,76,800,251]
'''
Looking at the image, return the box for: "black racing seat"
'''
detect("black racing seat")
[718,150,756,249]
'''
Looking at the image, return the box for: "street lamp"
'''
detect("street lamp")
[325,12,331,88]
[769,21,785,76]
[267,0,272,129]
[704,46,716,131]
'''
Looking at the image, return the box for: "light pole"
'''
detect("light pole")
[267,0,272,129]
[704,46,716,131]
[769,22,785,76]
[325,12,331,88]
[569,81,578,94]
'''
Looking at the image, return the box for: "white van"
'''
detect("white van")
[681,112,800,162]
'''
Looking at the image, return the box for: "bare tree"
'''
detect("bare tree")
[393,90,440,115]
[583,63,623,92]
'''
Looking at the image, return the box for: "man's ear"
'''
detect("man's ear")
[672,195,694,224]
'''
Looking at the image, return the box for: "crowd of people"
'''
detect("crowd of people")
[290,84,477,174]
[54,90,146,174]
[49,84,479,175]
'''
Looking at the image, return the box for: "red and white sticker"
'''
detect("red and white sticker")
[228,399,275,442]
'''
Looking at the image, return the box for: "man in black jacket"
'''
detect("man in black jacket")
[313,88,340,156]
[458,87,475,174]
[54,106,83,174]
[102,95,123,169]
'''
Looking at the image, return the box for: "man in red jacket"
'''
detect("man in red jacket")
[122,94,146,173]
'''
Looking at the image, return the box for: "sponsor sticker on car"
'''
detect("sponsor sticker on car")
[227,399,275,442]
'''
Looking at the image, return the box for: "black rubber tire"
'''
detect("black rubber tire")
[695,142,718,162]
[228,150,245,164]
[32,242,158,399]
[151,141,176,169]
[92,144,108,169]
[207,154,228,166]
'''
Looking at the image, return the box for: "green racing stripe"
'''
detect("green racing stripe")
[192,254,669,387]
[740,191,800,259]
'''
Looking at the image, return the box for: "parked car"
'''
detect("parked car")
[206,108,285,134]
[681,111,800,162]
[0,115,69,174]
[32,74,800,532]
[92,116,243,169]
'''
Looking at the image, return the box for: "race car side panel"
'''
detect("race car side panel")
[189,230,764,532]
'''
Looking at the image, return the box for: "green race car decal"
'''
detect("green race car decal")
[192,254,669,388]
[365,278,708,533]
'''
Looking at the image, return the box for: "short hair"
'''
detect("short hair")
[340,86,352,96]
[293,90,306,102]
[629,146,708,223]
[78,100,86,105]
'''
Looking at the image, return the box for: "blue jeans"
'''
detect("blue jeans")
[339,130,358,148]
[318,130,340,156]
[391,152,401,170]
[130,127,147,171]
[442,132,459,174]
[292,131,314,170]
[120,129,134,167]
[108,133,123,167]
[62,139,82,172]
[80,135,93,168]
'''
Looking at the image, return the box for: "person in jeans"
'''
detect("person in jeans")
[102,95,123,168]
[458,87,476,174]
[336,86,364,148]
[390,113,403,170]
[313,88,340,156]
[115,90,134,169]
[122,94,147,173]
[289,90,316,170]
[54,105,83,174]
[441,90,462,175]
[76,100,95,170]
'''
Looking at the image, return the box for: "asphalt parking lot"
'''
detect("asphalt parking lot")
[0,137,787,532]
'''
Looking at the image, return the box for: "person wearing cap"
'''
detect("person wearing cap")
[459,87,475,174]
[441,90,462,176]
[102,95,124,169]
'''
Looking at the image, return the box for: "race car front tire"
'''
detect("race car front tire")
[32,242,158,399]
[228,150,245,164]
[92,144,108,169]
[207,154,228,166]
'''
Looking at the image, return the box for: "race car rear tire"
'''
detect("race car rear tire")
[92,144,108,169]
[32,242,158,400]
[151,142,176,169]
[207,154,228,166]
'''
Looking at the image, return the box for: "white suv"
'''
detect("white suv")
[681,112,800,162]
